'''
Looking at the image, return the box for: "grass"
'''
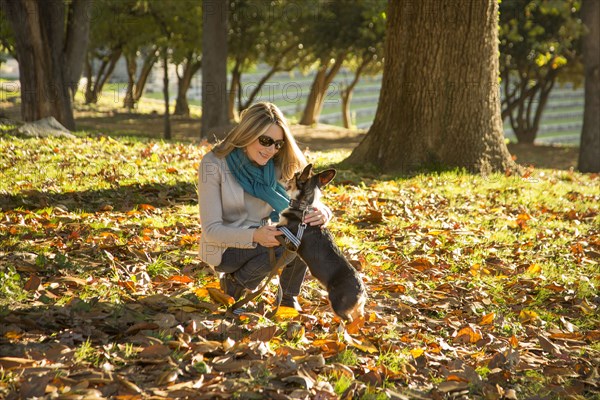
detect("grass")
[0,133,599,398]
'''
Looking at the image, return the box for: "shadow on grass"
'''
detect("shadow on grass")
[0,181,198,213]
[0,294,243,398]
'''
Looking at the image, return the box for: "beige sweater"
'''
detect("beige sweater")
[197,151,330,266]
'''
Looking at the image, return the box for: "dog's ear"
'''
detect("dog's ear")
[317,169,336,188]
[298,164,313,183]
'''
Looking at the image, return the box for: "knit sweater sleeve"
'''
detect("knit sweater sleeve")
[198,154,256,249]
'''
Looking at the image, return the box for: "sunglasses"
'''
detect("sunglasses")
[258,135,285,150]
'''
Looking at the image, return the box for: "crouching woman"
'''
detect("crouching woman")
[197,102,332,310]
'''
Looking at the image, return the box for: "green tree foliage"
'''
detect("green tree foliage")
[0,6,16,61]
[299,0,385,125]
[499,0,585,143]
[339,0,386,128]
[228,0,309,119]
[87,0,164,106]
[167,2,202,117]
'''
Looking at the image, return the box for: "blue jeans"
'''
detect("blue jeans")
[216,245,307,297]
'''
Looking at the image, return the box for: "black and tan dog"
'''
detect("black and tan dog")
[278,164,367,321]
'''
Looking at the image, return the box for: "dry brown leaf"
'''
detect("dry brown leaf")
[437,380,469,392]
[24,274,41,292]
[139,344,171,359]
[479,312,495,326]
[212,359,252,373]
[345,315,365,335]
[519,310,539,324]
[408,258,434,271]
[115,375,143,394]
[125,322,159,335]
[0,356,36,369]
[20,373,53,399]
[207,287,235,306]
[538,335,562,356]
[454,325,483,344]
[191,341,222,354]
[248,325,277,342]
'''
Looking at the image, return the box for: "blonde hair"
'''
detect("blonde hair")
[212,102,307,181]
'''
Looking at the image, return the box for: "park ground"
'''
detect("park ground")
[0,90,599,399]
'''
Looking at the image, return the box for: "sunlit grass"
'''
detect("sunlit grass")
[0,135,598,397]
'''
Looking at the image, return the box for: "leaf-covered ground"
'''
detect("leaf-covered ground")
[0,134,599,399]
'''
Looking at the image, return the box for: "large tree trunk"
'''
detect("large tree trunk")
[64,0,91,98]
[201,0,229,138]
[578,0,600,173]
[345,0,517,174]
[299,56,345,126]
[3,0,80,130]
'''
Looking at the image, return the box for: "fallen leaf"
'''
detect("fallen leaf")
[139,344,171,359]
[0,356,36,369]
[169,275,194,283]
[139,204,156,211]
[437,380,469,392]
[519,310,539,324]
[454,325,483,344]
[538,335,561,356]
[345,315,365,335]
[207,287,235,306]
[24,274,41,292]
[20,372,52,399]
[248,325,277,342]
[479,312,495,326]
[125,322,159,335]
[410,348,425,359]
[276,306,300,319]
[526,263,542,274]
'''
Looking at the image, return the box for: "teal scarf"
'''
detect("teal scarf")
[225,148,290,222]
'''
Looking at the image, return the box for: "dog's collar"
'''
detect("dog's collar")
[289,199,311,211]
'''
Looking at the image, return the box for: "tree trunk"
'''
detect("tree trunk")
[123,52,136,110]
[85,48,121,104]
[345,0,517,174]
[228,60,241,121]
[578,0,600,173]
[3,0,76,130]
[299,56,345,126]
[341,58,368,129]
[64,0,92,98]
[507,68,556,144]
[174,57,200,116]
[133,47,159,103]
[162,50,171,140]
[201,0,229,138]
[84,54,96,104]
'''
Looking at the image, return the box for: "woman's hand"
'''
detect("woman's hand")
[253,225,283,247]
[303,206,331,227]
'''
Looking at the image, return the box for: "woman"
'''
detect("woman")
[198,102,332,310]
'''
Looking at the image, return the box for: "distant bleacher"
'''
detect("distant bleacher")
[237,66,584,145]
